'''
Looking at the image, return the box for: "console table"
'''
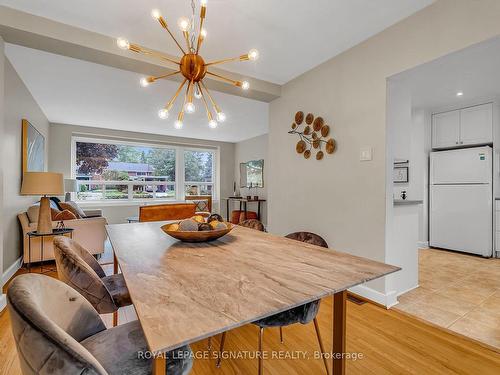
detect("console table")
[222,197,266,222]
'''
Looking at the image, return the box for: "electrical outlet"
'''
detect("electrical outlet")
[360,147,373,161]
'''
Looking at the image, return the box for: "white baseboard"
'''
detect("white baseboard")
[397,284,420,297]
[2,256,23,286]
[0,294,6,312]
[349,284,398,308]
[417,241,429,248]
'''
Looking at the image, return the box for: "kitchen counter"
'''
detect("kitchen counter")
[394,200,423,205]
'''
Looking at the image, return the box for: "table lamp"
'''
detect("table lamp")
[21,172,64,234]
[64,178,78,201]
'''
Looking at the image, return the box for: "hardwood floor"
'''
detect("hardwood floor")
[2,266,500,374]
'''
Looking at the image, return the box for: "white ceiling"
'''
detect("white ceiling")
[390,36,500,111]
[0,0,435,84]
[5,43,269,142]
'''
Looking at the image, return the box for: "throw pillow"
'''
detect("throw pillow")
[54,210,77,221]
[59,201,86,218]
[191,199,209,213]
[27,205,61,223]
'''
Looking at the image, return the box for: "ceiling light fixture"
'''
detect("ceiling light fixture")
[456,91,464,97]
[117,0,259,129]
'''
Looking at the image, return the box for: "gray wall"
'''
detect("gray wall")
[2,57,50,272]
[268,0,500,295]
[48,123,235,223]
[0,37,5,286]
[234,134,268,224]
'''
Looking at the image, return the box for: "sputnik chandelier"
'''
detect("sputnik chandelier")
[117,0,259,129]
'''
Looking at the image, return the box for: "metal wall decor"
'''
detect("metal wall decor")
[289,111,336,160]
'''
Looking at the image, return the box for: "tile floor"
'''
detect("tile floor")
[395,248,500,350]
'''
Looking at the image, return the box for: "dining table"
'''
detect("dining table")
[106,221,400,375]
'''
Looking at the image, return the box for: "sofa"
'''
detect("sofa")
[18,204,107,264]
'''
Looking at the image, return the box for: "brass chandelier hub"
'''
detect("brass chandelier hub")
[180,54,207,82]
[117,0,259,129]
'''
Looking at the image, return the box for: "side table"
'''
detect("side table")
[27,228,74,273]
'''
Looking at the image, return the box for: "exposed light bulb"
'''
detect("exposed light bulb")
[116,38,130,50]
[241,81,250,90]
[177,17,190,31]
[456,91,464,97]
[174,120,183,129]
[209,120,218,128]
[216,112,226,122]
[194,87,203,99]
[248,49,259,61]
[158,109,169,119]
[140,77,150,87]
[184,102,196,113]
[200,28,207,38]
[201,0,208,6]
[151,9,161,19]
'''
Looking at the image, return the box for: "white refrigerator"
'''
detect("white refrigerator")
[430,146,492,257]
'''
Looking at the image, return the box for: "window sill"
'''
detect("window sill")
[76,198,219,208]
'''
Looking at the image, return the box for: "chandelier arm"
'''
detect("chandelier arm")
[129,43,180,65]
[155,17,187,55]
[183,31,191,51]
[149,70,181,83]
[200,80,222,113]
[195,4,206,54]
[205,71,243,88]
[204,54,249,67]
[164,78,188,110]
[198,83,214,121]
[187,79,195,103]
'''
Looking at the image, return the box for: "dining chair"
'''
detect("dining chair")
[216,231,330,375]
[239,219,266,232]
[139,203,196,222]
[7,273,193,375]
[53,236,131,326]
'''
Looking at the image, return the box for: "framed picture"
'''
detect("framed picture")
[22,119,45,175]
[393,166,409,183]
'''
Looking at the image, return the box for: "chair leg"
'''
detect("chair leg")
[313,317,330,375]
[215,332,227,368]
[258,327,264,375]
[112,310,118,327]
[279,327,284,344]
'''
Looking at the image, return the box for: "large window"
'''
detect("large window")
[73,138,216,202]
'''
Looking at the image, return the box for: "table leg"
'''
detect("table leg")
[153,356,166,375]
[226,199,230,222]
[244,201,247,220]
[28,236,32,272]
[113,252,118,274]
[332,290,346,375]
[257,201,261,221]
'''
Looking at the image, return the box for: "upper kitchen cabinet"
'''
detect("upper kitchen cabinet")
[432,103,493,149]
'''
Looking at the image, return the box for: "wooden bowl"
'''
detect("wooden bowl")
[161,222,234,242]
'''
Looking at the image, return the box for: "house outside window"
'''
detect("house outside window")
[72,137,216,203]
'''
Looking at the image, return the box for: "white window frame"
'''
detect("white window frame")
[71,136,218,205]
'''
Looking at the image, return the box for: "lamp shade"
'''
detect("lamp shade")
[21,172,64,196]
[64,178,78,192]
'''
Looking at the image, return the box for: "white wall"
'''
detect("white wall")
[269,0,500,299]
[48,123,235,224]
[0,37,5,309]
[2,58,50,272]
[234,134,268,224]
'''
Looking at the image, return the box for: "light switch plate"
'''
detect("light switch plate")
[360,147,373,161]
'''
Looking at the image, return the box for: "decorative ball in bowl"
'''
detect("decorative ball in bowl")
[161,214,234,242]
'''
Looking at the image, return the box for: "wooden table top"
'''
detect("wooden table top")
[106,222,399,354]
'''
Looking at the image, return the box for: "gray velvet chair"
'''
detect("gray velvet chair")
[7,273,193,375]
[53,236,130,326]
[217,231,330,375]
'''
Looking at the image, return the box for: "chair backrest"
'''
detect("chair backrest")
[53,237,117,314]
[285,232,329,248]
[7,274,107,375]
[185,195,212,212]
[139,203,196,222]
[239,219,266,232]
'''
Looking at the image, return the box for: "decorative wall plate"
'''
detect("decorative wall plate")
[289,111,336,160]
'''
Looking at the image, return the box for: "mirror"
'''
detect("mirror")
[240,159,264,188]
